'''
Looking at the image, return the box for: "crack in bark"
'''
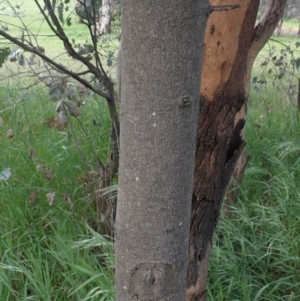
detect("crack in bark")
[226,118,245,162]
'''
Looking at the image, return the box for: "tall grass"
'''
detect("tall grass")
[0,85,115,300]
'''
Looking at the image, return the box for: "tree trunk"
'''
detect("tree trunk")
[229,0,288,205]
[97,0,114,35]
[115,1,210,301]
[186,1,260,300]
[276,17,283,36]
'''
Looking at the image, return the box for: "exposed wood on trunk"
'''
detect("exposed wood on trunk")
[186,1,260,300]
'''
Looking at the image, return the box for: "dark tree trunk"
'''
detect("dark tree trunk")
[186,1,260,300]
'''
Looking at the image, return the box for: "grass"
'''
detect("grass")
[282,19,299,30]
[0,82,115,300]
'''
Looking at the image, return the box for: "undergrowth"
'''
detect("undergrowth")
[0,85,115,301]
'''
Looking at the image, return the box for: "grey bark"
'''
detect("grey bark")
[98,0,114,34]
[114,1,210,301]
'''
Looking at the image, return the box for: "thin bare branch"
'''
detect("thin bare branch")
[0,29,109,99]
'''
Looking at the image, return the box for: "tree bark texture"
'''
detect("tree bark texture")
[115,1,210,301]
[186,1,260,300]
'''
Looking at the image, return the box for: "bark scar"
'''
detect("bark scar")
[179,95,193,108]
[226,118,245,162]
[129,262,177,301]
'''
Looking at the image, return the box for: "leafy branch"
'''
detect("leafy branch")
[0,0,120,234]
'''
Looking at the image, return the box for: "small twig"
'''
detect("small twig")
[211,3,240,12]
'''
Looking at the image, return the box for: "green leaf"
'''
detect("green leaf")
[84,43,95,53]
[49,87,63,101]
[277,68,286,79]
[107,58,112,67]
[295,58,300,69]
[0,47,10,67]
[64,0,70,3]
[8,48,21,62]
[58,3,64,23]
[18,52,25,66]
[66,17,72,26]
